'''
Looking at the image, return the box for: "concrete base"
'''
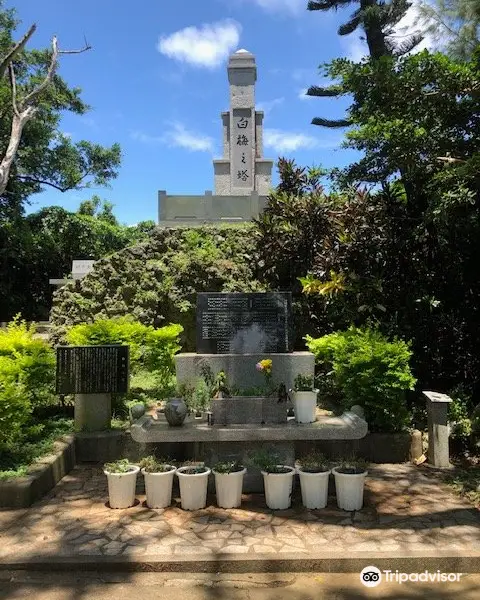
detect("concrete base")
[75,428,415,477]
[175,352,314,391]
[74,394,111,432]
[0,436,75,508]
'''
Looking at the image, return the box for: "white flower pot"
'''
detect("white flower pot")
[292,390,318,423]
[332,467,368,511]
[261,466,295,510]
[104,465,140,509]
[176,466,211,510]
[142,466,176,509]
[298,468,331,509]
[213,468,246,508]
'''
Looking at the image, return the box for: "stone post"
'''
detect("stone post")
[423,391,453,468]
[75,393,111,432]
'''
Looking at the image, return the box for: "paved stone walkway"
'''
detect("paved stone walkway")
[0,464,478,563]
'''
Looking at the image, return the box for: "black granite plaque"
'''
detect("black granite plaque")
[196,292,293,354]
[56,345,129,394]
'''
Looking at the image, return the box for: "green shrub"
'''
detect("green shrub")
[0,317,56,451]
[306,328,416,432]
[66,317,183,403]
[66,317,182,372]
[50,226,264,351]
[448,385,474,442]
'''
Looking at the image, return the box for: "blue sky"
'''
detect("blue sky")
[11,0,424,225]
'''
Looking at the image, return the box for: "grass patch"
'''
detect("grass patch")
[443,466,480,508]
[0,416,74,479]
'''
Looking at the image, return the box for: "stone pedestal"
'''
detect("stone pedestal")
[423,391,453,468]
[74,393,111,432]
[175,352,314,391]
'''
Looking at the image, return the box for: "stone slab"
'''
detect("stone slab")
[196,293,292,354]
[175,352,314,391]
[130,412,368,443]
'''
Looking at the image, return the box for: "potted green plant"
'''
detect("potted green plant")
[296,451,331,509]
[291,373,318,423]
[332,456,368,511]
[139,455,176,509]
[192,377,211,419]
[212,460,247,508]
[250,449,295,510]
[103,458,140,509]
[176,462,211,510]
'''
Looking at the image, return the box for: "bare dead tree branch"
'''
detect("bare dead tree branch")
[8,63,19,118]
[0,23,37,79]
[0,31,92,196]
[437,156,467,164]
[22,36,59,106]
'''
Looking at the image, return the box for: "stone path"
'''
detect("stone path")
[0,464,478,565]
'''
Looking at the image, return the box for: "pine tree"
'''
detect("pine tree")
[416,0,480,60]
[306,1,422,127]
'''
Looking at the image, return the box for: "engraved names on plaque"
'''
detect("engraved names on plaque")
[196,292,293,354]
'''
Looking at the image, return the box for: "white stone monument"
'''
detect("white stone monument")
[49,259,96,288]
[213,49,273,196]
[157,49,273,226]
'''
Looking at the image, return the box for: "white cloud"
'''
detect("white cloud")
[264,128,319,153]
[157,20,241,68]
[131,123,215,153]
[257,97,284,115]
[244,0,306,15]
[165,122,215,152]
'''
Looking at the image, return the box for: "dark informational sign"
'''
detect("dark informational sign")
[56,345,129,394]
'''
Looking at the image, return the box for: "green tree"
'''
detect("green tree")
[306,1,422,127]
[78,195,118,226]
[0,2,121,217]
[326,51,479,216]
[416,0,480,60]
[0,205,155,321]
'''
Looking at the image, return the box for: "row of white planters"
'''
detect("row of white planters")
[263,466,367,511]
[105,465,243,511]
[105,465,367,512]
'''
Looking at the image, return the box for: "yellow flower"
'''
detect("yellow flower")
[256,359,272,375]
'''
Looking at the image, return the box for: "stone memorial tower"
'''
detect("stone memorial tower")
[157,49,273,225]
[213,49,273,196]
